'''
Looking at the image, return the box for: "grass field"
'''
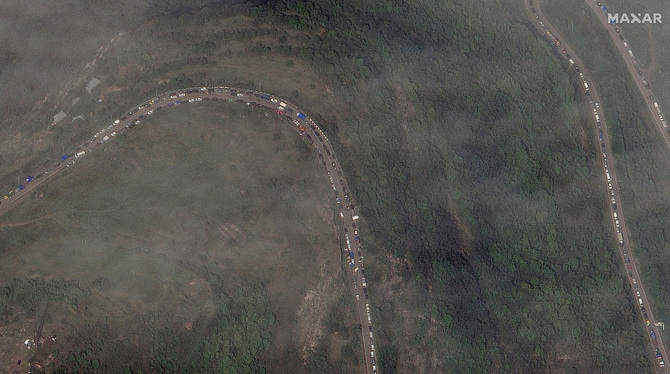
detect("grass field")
[0,103,360,372]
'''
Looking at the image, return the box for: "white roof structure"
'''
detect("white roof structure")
[53,111,67,124]
[85,78,101,93]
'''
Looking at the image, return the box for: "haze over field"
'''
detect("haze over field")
[1,0,670,372]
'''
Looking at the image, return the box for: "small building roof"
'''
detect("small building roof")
[72,97,81,106]
[85,78,101,93]
[53,111,67,123]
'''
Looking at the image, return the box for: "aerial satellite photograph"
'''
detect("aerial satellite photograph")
[1,0,670,373]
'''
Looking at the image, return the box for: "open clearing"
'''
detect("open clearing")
[0,103,357,372]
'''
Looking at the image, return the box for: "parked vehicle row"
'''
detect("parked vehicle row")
[2,86,379,373]
[532,0,670,367]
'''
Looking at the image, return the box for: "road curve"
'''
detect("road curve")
[0,87,378,374]
[526,1,668,371]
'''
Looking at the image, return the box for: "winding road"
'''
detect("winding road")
[527,0,668,371]
[0,87,378,374]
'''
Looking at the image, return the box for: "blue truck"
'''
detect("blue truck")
[60,154,69,161]
[25,176,33,183]
[599,133,604,142]
[259,94,271,100]
[651,330,657,339]
[349,251,355,260]
[297,112,306,120]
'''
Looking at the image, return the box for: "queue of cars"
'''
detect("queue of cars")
[292,100,377,373]
[2,86,380,373]
[531,3,670,369]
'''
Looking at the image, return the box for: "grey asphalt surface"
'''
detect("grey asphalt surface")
[0,87,378,374]
[527,1,668,371]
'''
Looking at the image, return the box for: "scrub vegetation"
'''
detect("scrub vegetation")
[0,0,664,372]
[0,105,356,372]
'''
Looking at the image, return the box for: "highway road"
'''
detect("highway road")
[0,87,378,374]
[527,1,668,371]
[582,0,670,148]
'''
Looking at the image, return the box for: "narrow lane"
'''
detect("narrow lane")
[0,87,377,374]
[526,1,668,371]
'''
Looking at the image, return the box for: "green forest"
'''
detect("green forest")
[0,0,663,372]
[44,281,274,374]
[250,0,653,372]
